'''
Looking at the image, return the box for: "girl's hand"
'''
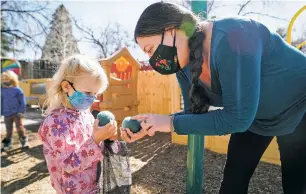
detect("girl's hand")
[17,113,24,118]
[131,114,172,137]
[92,119,117,144]
[109,133,119,141]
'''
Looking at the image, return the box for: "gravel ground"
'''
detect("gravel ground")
[1,108,283,194]
[128,133,283,194]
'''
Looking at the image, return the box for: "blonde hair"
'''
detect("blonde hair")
[1,70,19,87]
[44,55,108,115]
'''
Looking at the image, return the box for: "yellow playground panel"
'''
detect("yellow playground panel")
[19,78,52,108]
[172,134,280,165]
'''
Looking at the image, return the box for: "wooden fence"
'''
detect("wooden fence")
[137,70,181,115]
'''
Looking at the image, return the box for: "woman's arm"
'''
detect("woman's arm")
[173,30,263,135]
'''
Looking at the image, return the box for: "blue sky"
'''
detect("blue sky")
[17,0,306,61]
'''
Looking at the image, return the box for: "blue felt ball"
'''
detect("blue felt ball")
[122,117,141,133]
[97,111,115,126]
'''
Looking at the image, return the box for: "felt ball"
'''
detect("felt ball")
[97,111,115,126]
[122,117,141,133]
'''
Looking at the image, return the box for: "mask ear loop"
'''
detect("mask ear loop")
[161,31,165,44]
[66,81,76,91]
[173,30,176,47]
[161,29,176,46]
[63,80,76,97]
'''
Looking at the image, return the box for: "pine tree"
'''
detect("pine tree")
[1,18,14,57]
[41,4,79,63]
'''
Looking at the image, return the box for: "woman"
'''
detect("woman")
[121,2,306,194]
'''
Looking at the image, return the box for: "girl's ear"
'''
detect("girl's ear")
[61,81,71,93]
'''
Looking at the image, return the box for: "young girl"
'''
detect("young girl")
[1,70,27,150]
[38,55,119,194]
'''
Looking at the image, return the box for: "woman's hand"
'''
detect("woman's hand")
[92,119,117,144]
[120,127,148,143]
[120,116,151,143]
[131,114,172,137]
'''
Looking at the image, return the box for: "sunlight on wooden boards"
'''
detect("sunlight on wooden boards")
[19,78,52,107]
[172,133,281,165]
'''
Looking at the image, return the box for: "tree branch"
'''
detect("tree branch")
[242,12,289,21]
[2,29,42,50]
[74,18,133,58]
[207,0,215,14]
[1,1,51,54]
[237,0,252,15]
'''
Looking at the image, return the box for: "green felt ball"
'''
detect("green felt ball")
[122,117,141,133]
[97,111,115,126]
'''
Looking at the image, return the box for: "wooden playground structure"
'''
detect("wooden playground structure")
[91,47,140,126]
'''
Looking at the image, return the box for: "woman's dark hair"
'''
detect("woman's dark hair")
[134,2,210,113]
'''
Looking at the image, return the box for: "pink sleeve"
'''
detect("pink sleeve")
[39,115,103,174]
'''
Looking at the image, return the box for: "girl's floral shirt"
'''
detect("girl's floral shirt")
[38,107,118,194]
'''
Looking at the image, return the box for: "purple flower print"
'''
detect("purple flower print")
[66,118,73,125]
[51,119,68,137]
[63,152,81,168]
[63,180,77,194]
[67,111,79,119]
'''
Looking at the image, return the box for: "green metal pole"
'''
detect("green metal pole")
[191,0,207,19]
[186,135,205,193]
[187,1,207,194]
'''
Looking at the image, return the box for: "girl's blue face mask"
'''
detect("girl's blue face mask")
[66,81,96,111]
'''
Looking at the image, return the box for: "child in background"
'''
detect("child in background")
[38,55,119,194]
[1,70,27,150]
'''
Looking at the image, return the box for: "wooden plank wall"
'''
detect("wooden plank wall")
[137,70,181,115]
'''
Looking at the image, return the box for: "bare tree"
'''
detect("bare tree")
[74,20,134,58]
[178,0,191,10]
[177,0,288,21]
[276,27,287,38]
[276,27,306,50]
[208,0,215,14]
[207,0,234,16]
[1,18,15,56]
[211,0,288,21]
[1,1,52,56]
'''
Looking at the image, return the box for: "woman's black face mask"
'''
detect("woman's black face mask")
[149,31,181,75]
